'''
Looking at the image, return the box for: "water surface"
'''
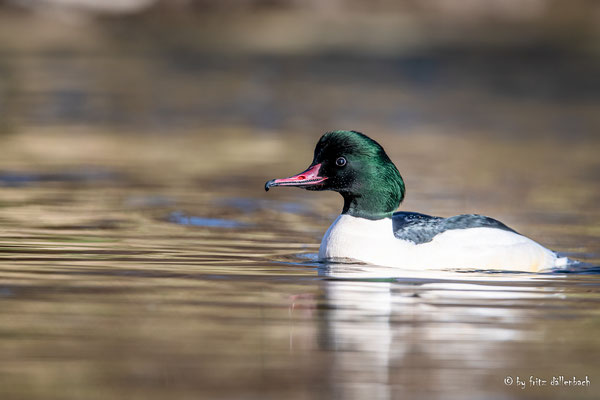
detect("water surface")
[1,19,600,397]
[0,128,599,400]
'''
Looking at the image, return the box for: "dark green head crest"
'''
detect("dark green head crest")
[310,130,405,220]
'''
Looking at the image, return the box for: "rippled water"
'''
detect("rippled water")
[1,13,600,395]
[0,127,599,400]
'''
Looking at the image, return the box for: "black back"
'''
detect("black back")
[392,212,518,244]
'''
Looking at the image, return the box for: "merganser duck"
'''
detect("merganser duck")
[265,130,569,272]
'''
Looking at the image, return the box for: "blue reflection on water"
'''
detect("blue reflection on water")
[218,197,313,215]
[168,211,247,228]
[0,170,116,187]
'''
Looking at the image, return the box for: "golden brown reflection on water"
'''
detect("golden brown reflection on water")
[0,129,599,400]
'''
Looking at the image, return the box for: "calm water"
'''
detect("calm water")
[1,40,600,399]
[0,129,599,400]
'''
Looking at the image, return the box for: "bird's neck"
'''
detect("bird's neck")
[341,188,400,220]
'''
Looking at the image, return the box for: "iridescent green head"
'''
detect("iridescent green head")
[265,130,405,220]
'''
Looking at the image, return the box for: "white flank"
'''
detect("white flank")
[319,214,563,272]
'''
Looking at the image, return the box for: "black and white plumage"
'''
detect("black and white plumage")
[266,130,571,271]
[392,212,516,244]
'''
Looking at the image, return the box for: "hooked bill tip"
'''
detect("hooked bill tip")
[264,179,275,192]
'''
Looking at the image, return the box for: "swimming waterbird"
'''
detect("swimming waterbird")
[265,130,569,272]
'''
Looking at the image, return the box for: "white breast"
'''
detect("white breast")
[318,214,563,272]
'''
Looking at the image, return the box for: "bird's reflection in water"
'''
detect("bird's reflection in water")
[296,263,562,399]
[318,266,394,400]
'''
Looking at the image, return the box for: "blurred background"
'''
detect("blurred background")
[1,0,599,240]
[1,2,600,400]
[1,0,599,136]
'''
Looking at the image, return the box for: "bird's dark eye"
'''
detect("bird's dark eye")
[335,157,347,167]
